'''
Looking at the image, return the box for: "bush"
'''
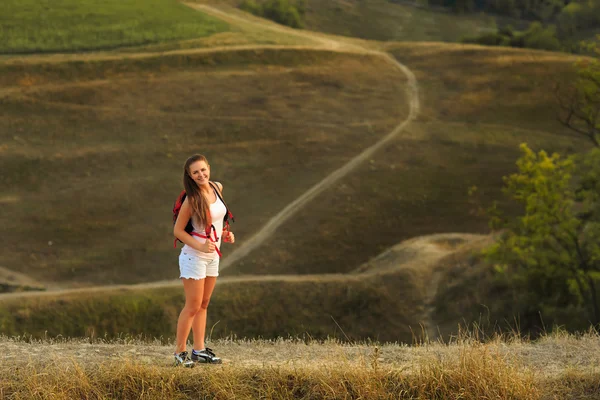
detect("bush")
[521,22,561,51]
[240,0,262,15]
[240,0,305,28]
[462,21,562,52]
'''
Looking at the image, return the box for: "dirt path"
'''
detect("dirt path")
[2,334,599,379]
[220,58,418,269]
[0,272,361,300]
[1,4,421,298]
[184,3,347,50]
[0,232,481,319]
[181,4,421,271]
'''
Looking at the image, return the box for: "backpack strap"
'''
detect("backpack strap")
[209,181,235,224]
[209,181,223,201]
[191,227,222,257]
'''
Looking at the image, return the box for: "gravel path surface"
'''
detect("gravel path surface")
[2,335,599,377]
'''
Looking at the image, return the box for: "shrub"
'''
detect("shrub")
[521,22,561,51]
[240,0,305,28]
[462,21,562,52]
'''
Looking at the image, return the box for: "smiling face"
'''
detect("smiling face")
[188,160,210,186]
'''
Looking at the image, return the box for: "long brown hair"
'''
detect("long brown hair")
[183,154,212,230]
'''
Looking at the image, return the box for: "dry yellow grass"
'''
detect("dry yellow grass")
[1,332,599,399]
[0,49,409,286]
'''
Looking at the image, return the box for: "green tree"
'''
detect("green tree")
[263,0,303,28]
[461,21,562,52]
[557,2,584,38]
[521,22,561,51]
[485,144,600,326]
[556,1,600,39]
[558,50,600,147]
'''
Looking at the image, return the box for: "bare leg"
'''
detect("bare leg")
[175,278,204,353]
[191,276,217,350]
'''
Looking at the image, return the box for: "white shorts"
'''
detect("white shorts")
[179,251,219,280]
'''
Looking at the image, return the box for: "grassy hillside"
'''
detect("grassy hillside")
[0,0,230,54]
[1,42,589,286]
[0,48,409,286]
[0,270,424,343]
[2,334,600,399]
[0,232,475,343]
[230,44,589,276]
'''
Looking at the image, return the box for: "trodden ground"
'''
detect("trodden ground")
[1,333,600,398]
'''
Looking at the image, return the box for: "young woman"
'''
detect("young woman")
[173,154,235,366]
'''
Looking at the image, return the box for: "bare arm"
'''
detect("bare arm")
[173,198,214,252]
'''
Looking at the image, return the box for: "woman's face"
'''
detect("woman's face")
[189,160,210,186]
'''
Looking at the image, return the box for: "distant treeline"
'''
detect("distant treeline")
[462,22,564,51]
[423,0,598,24]
[394,0,600,52]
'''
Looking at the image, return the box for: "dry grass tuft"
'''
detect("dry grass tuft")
[414,344,539,399]
[2,331,599,399]
[1,347,539,399]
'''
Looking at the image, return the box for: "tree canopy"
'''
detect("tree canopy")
[485,144,600,326]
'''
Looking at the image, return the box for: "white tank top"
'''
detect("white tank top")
[181,189,227,260]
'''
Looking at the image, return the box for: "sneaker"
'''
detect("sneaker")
[191,347,222,364]
[173,351,195,368]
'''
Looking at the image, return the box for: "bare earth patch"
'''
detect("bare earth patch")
[2,334,599,374]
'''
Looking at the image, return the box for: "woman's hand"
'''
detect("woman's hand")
[224,231,235,244]
[201,240,216,253]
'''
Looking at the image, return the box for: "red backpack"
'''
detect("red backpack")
[172,181,235,254]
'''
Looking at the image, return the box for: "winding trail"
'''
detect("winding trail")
[1,4,420,296]
[182,4,421,271]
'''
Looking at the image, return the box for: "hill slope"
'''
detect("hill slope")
[0,46,410,286]
[228,43,587,276]
[0,232,481,343]
[0,3,588,287]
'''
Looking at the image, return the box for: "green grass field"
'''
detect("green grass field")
[0,0,229,53]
